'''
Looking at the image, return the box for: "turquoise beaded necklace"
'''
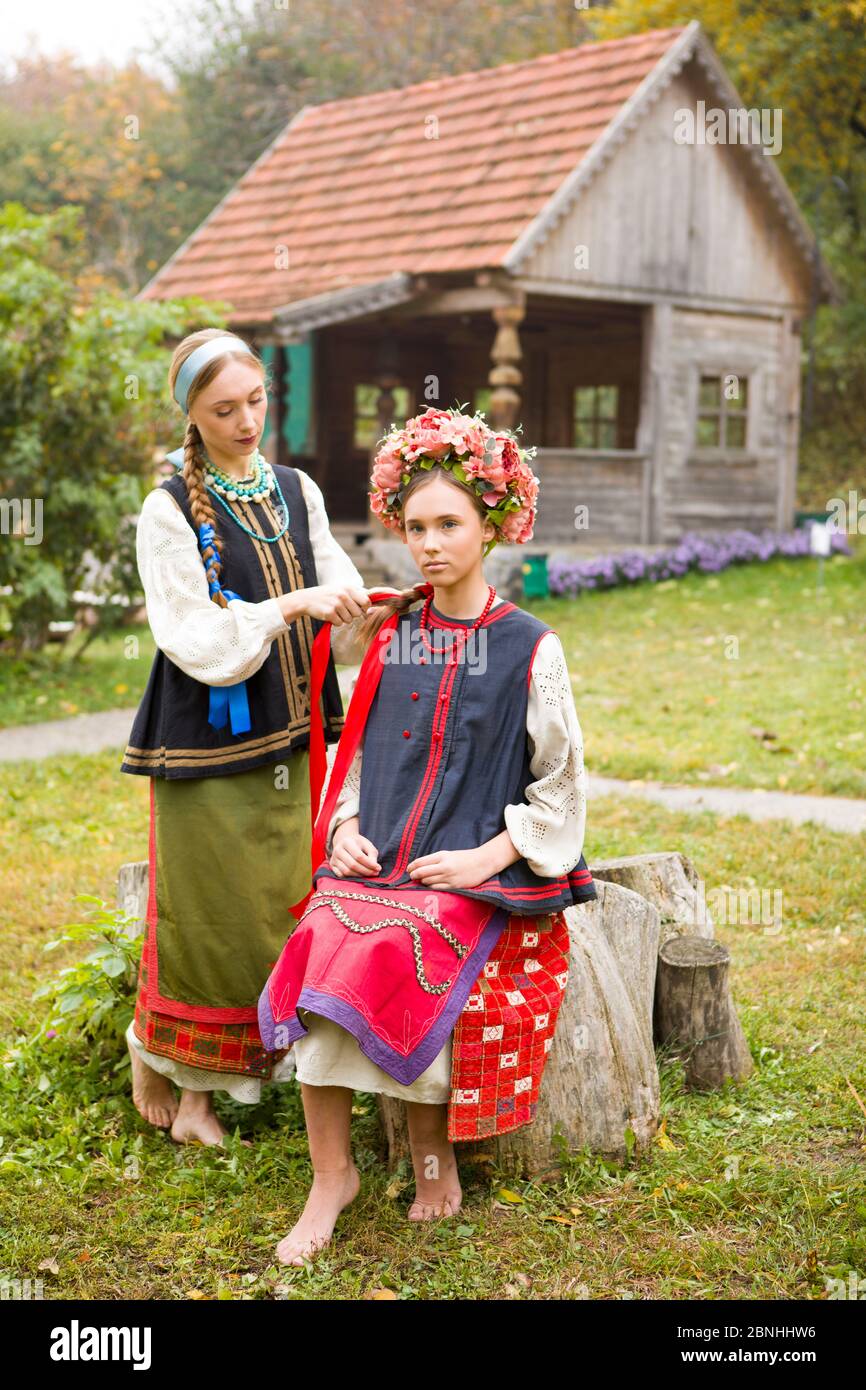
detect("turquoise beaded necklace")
[203,450,290,543]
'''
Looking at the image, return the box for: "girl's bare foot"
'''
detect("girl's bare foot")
[407,1138,463,1221]
[170,1089,236,1147]
[276,1162,361,1266]
[128,1037,179,1128]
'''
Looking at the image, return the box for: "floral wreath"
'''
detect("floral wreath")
[368,403,540,557]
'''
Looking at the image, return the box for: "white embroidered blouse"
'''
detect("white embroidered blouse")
[323,612,589,880]
[134,467,370,677]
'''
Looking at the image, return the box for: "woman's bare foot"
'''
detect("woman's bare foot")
[276,1162,361,1266]
[128,1037,179,1128]
[407,1137,463,1221]
[170,1089,231,1147]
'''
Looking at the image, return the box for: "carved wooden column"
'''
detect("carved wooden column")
[487,301,525,430]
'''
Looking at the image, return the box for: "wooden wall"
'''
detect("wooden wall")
[658,307,794,540]
[304,297,798,543]
[532,449,648,546]
[519,59,808,312]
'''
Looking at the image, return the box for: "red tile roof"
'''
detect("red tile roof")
[141,26,687,325]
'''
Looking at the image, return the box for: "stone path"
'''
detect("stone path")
[589,774,866,835]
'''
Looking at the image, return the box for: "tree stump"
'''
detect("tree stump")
[590,852,752,1061]
[655,936,753,1089]
[590,851,715,944]
[117,861,148,938]
[378,880,662,1175]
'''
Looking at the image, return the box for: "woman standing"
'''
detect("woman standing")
[121,328,383,1145]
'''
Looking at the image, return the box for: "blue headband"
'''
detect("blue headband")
[173,336,254,414]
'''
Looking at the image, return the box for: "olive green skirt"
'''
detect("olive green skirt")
[131,751,313,1093]
[150,752,312,1014]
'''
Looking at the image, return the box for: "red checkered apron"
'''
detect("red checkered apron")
[447,909,570,1141]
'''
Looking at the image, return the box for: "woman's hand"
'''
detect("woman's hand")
[328,820,382,877]
[278,584,371,627]
[406,848,493,890]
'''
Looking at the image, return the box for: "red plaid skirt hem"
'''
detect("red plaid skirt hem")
[132,953,273,1077]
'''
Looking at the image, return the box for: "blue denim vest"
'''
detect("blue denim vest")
[314,597,596,916]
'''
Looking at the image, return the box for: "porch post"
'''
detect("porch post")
[487,301,525,430]
[636,300,672,544]
[777,310,802,530]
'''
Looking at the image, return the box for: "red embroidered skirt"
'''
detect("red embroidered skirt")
[447,909,570,1141]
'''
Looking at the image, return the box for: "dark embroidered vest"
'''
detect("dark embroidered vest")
[312,599,597,916]
[120,465,346,779]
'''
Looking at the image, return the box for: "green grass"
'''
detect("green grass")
[0,623,154,729]
[0,750,863,1300]
[537,538,866,798]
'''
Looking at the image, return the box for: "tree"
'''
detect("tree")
[0,203,226,652]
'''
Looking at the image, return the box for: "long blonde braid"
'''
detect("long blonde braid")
[180,417,229,610]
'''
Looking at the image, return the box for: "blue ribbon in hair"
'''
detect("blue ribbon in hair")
[195,521,251,737]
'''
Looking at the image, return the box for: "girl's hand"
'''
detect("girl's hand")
[328,826,381,878]
[406,848,492,890]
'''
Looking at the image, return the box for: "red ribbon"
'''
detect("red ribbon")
[289,584,433,921]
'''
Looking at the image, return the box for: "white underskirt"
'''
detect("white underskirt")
[127,1008,452,1106]
[292,1007,452,1104]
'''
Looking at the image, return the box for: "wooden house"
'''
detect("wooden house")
[139,20,837,548]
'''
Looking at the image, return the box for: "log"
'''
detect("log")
[590,851,715,944]
[655,935,753,1089]
[378,880,662,1175]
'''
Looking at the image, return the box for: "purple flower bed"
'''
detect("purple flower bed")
[547,525,852,596]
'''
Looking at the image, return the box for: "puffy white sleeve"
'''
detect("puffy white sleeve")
[324,743,364,856]
[136,488,288,686]
[503,632,589,879]
[295,467,368,667]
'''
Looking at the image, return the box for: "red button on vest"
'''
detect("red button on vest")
[411,692,419,700]
[402,729,410,738]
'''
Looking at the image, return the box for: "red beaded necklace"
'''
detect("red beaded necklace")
[419,584,497,650]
